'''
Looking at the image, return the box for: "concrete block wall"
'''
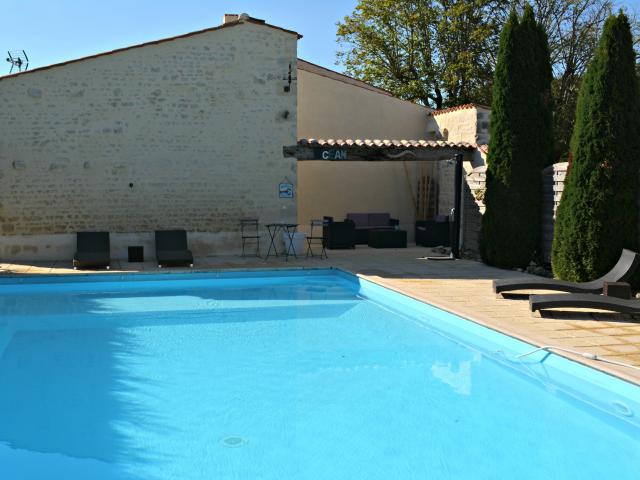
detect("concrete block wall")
[0,22,298,260]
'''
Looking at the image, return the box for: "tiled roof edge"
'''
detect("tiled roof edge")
[0,18,301,82]
[430,103,491,116]
[298,138,475,150]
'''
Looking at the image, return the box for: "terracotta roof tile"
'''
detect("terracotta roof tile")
[299,138,475,150]
[430,103,490,116]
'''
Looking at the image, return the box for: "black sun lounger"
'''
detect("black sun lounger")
[493,249,640,295]
[530,293,640,314]
[73,232,110,270]
[155,230,194,267]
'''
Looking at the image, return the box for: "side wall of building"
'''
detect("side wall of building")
[297,68,434,239]
[297,67,431,140]
[428,106,490,228]
[0,23,298,260]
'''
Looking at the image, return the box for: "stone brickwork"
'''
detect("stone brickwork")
[428,105,490,222]
[0,21,298,259]
[463,165,486,253]
[541,162,568,263]
[428,105,490,147]
[460,162,588,263]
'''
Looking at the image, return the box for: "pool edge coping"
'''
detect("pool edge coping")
[337,268,640,387]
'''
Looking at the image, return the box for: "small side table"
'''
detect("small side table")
[128,246,144,263]
[603,281,631,299]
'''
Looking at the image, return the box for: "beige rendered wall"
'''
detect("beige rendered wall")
[297,68,434,240]
[298,161,434,239]
[0,22,298,260]
[297,68,430,139]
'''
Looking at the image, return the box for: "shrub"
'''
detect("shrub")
[552,13,640,281]
[480,6,553,268]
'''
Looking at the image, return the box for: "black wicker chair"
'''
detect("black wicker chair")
[323,216,355,249]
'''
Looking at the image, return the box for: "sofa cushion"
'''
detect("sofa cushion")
[346,213,369,227]
[368,213,390,227]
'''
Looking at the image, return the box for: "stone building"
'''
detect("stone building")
[0,14,487,261]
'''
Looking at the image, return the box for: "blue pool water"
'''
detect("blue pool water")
[0,269,638,479]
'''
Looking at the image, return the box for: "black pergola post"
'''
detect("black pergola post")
[451,153,463,258]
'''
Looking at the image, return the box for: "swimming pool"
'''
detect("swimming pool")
[0,269,638,479]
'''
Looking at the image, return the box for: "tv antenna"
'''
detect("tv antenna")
[6,50,29,73]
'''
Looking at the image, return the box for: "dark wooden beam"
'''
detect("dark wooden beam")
[283,145,472,162]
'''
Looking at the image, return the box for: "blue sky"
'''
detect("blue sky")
[2,0,638,75]
[2,0,358,73]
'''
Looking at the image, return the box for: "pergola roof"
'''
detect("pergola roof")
[284,138,475,161]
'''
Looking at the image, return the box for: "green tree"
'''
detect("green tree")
[517,0,613,162]
[480,6,554,268]
[337,0,623,162]
[552,12,640,281]
[336,0,507,108]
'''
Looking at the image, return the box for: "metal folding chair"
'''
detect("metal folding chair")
[240,218,260,257]
[306,219,328,259]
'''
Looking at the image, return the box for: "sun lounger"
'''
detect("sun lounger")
[530,293,640,314]
[73,232,110,270]
[155,230,194,267]
[493,249,639,295]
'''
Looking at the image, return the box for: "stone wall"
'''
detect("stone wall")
[541,163,568,263]
[463,165,486,253]
[428,105,490,146]
[0,21,298,260]
[460,162,580,264]
[428,105,490,220]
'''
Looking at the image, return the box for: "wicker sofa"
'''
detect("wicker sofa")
[346,213,399,244]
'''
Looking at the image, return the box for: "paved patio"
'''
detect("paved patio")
[2,246,639,384]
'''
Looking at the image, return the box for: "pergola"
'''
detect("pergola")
[283,138,476,258]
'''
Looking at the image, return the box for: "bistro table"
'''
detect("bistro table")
[265,223,299,261]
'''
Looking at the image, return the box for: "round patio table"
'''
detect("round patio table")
[265,223,299,261]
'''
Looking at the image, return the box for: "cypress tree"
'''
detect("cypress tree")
[552,13,640,281]
[480,6,553,268]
